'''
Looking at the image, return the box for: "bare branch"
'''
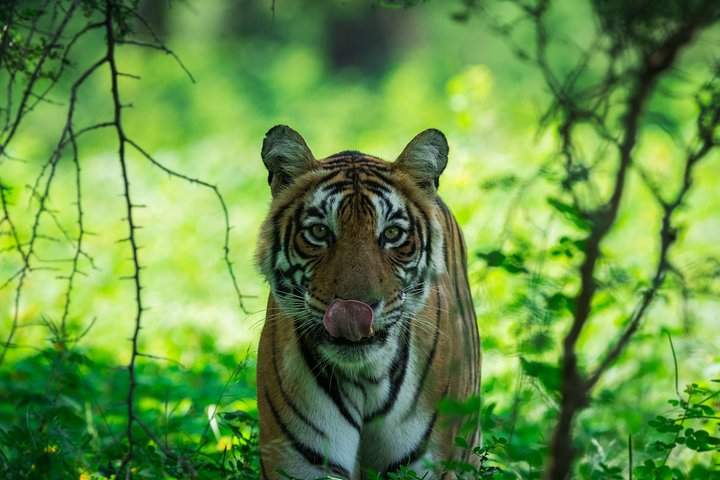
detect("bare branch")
[587,121,717,390]
[126,139,251,314]
[100,1,145,476]
[116,38,195,83]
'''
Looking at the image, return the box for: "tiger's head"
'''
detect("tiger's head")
[256,125,448,370]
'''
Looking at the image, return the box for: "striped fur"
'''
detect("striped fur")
[255,126,481,479]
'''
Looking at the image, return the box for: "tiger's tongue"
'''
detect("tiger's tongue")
[323,299,374,342]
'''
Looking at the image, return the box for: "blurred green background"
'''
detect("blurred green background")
[1,0,719,478]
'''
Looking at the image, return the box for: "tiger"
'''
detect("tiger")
[255,125,481,479]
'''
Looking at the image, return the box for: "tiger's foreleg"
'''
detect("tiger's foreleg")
[257,320,362,480]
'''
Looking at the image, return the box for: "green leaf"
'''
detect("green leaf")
[633,465,652,478]
[520,358,561,393]
[476,249,528,274]
[438,395,482,415]
[655,466,673,480]
[547,197,592,231]
[697,404,715,415]
[454,436,469,449]
[481,175,518,191]
[477,250,506,266]
[546,292,571,312]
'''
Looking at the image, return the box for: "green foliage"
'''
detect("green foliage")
[634,381,720,479]
[1,0,719,479]
[476,249,529,275]
[0,345,259,478]
[592,0,720,44]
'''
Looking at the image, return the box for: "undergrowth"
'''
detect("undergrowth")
[1,336,717,479]
[0,340,259,479]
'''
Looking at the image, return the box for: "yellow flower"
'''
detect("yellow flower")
[44,444,58,453]
[217,435,234,452]
[79,474,89,480]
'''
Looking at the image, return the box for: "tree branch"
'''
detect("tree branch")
[543,1,718,478]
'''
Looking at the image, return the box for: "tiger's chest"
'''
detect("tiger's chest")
[278,327,439,470]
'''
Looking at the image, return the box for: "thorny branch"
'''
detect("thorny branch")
[0,0,248,475]
[102,1,145,476]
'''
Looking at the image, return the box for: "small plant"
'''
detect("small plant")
[634,380,720,479]
[442,435,507,479]
[376,435,506,480]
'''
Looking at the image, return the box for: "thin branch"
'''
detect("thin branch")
[115,39,195,83]
[586,125,716,390]
[23,21,106,116]
[103,1,144,476]
[136,352,186,367]
[0,54,108,367]
[0,0,81,151]
[119,5,195,83]
[126,139,250,314]
[60,117,84,334]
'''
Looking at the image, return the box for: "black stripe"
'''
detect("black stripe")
[443,204,477,377]
[265,390,350,478]
[325,150,365,159]
[305,206,324,219]
[323,158,387,168]
[282,204,301,265]
[420,206,433,276]
[312,171,347,199]
[439,204,450,277]
[296,326,362,432]
[260,458,270,480]
[325,182,354,196]
[338,369,370,390]
[383,411,438,475]
[387,207,407,222]
[360,178,393,193]
[338,381,364,418]
[443,199,480,386]
[402,288,442,421]
[322,162,388,176]
[375,190,394,214]
[368,169,396,186]
[322,156,390,169]
[355,181,393,200]
[271,330,327,439]
[454,201,481,391]
[366,321,411,421]
[406,203,432,281]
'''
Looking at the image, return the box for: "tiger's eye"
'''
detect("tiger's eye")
[310,224,329,239]
[383,226,401,242]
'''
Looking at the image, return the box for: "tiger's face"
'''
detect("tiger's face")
[256,126,448,370]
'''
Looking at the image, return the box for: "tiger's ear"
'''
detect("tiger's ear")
[394,129,449,192]
[261,125,317,197]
